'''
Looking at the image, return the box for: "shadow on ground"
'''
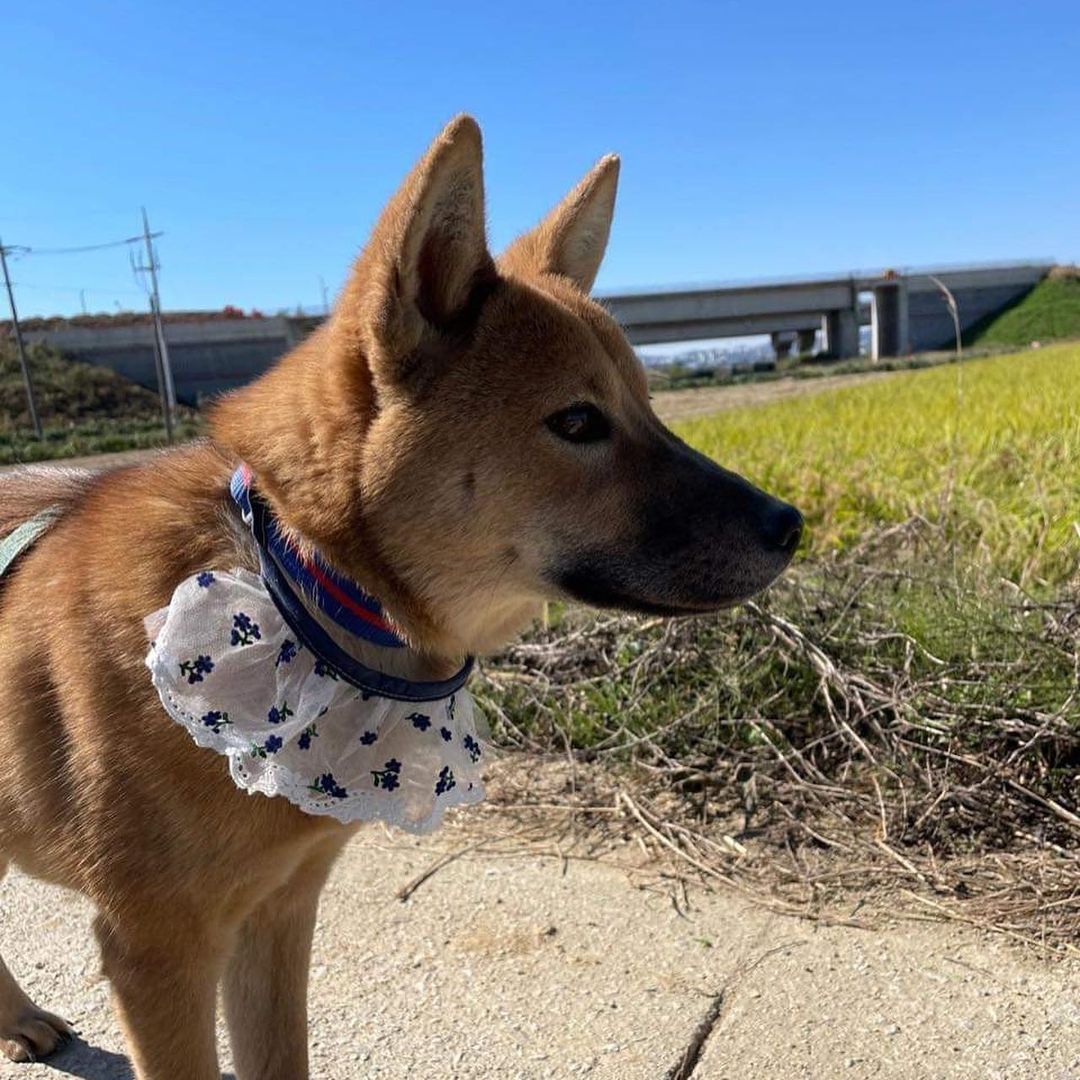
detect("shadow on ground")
[32,1038,235,1080]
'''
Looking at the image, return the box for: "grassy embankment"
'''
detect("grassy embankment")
[0,342,202,465]
[969,266,1080,347]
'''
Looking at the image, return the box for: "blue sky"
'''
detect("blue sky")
[2,0,1078,317]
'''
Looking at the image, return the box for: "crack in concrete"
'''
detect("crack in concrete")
[665,989,726,1080]
[666,932,810,1078]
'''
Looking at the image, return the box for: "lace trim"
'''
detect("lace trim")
[144,567,487,834]
[153,678,485,834]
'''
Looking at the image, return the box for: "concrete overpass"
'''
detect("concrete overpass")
[599,261,1052,359]
[20,261,1052,403]
[23,316,311,404]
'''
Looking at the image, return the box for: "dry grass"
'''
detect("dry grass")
[477,533,1080,952]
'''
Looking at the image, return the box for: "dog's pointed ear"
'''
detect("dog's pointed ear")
[500,154,620,293]
[348,115,495,369]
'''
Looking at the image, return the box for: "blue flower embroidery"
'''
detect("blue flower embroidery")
[408,712,431,732]
[435,765,456,796]
[440,727,452,742]
[267,701,294,725]
[179,655,214,684]
[201,710,231,733]
[276,639,298,667]
[313,659,339,681]
[359,730,378,745]
[298,724,318,750]
[196,571,215,588]
[463,734,482,763]
[308,772,348,799]
[231,612,262,646]
[371,759,402,792]
[250,735,283,758]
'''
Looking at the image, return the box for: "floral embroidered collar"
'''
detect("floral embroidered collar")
[141,467,486,832]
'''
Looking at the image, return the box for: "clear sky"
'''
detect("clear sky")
[2,0,1078,317]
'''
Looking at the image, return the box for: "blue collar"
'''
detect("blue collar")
[232,464,405,648]
[229,465,473,704]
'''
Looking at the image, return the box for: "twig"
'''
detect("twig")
[396,840,488,902]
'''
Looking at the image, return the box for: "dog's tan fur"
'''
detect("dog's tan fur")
[0,117,798,1078]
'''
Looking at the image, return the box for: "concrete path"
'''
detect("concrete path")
[2,828,1077,1079]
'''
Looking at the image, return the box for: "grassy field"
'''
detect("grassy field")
[675,341,1080,586]
[2,331,1076,938]
[484,342,1080,945]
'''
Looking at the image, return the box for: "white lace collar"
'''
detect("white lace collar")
[143,467,486,834]
[146,568,486,832]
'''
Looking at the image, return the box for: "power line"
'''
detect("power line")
[19,233,161,257]
[0,222,171,440]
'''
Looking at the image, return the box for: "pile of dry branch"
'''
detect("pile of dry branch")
[475,523,1080,953]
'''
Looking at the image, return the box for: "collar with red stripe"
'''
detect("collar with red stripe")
[231,464,404,647]
[229,465,474,703]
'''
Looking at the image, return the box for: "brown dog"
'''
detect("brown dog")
[0,116,801,1078]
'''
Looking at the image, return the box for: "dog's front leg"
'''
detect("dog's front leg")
[94,913,223,1080]
[223,837,345,1080]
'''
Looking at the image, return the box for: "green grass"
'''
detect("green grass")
[0,342,172,426]
[673,342,1080,586]
[971,270,1080,347]
[0,341,202,464]
[0,417,204,465]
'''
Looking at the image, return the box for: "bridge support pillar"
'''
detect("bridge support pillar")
[871,281,910,360]
[770,332,793,359]
[821,308,859,359]
[796,329,816,356]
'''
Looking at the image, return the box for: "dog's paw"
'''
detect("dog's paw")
[0,1003,74,1063]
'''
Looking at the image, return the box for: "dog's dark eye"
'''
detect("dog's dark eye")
[545,404,611,444]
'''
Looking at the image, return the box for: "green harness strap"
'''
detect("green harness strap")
[0,506,62,579]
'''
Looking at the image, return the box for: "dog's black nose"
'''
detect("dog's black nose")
[763,502,803,554]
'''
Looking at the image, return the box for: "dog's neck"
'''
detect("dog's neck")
[229,465,464,684]
[209,329,460,656]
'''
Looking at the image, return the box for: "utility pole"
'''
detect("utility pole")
[139,208,175,442]
[319,275,330,315]
[0,239,43,439]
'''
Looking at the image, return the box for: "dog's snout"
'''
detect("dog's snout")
[763,502,803,554]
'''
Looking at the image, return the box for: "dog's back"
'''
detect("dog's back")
[0,465,97,538]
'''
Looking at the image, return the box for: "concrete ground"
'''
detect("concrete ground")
[2,827,1077,1080]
